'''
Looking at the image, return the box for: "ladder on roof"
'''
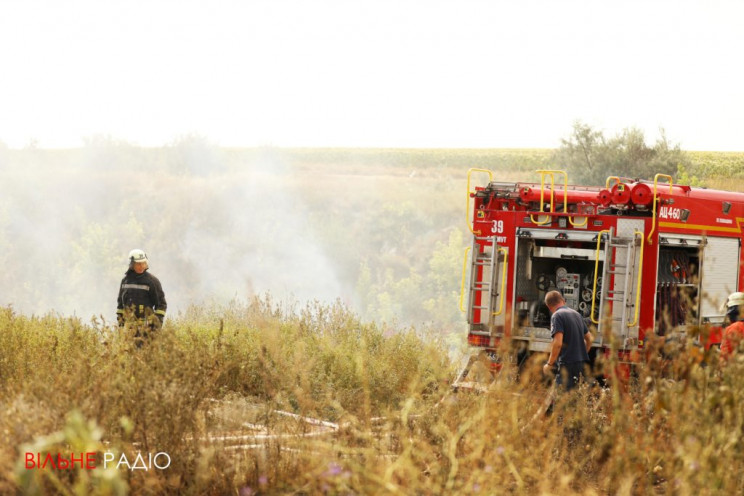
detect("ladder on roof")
[467,235,508,335]
[594,229,642,345]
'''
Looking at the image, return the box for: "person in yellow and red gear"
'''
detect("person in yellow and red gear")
[720,292,744,363]
[116,249,167,346]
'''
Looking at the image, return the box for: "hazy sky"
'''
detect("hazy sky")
[1,0,743,151]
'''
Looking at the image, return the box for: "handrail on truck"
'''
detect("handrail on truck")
[605,176,621,189]
[647,173,674,245]
[459,246,471,313]
[591,229,611,325]
[568,214,588,227]
[492,247,509,316]
[529,170,587,227]
[529,170,559,225]
[539,169,567,212]
[466,168,493,235]
[627,230,645,327]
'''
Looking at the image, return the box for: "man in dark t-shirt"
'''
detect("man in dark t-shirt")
[542,290,593,390]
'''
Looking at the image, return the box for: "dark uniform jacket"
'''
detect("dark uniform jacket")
[116,269,167,325]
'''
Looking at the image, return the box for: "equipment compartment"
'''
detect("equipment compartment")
[515,238,603,334]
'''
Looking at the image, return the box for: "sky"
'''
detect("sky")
[1,0,743,151]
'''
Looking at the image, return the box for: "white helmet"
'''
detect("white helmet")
[726,292,744,308]
[128,249,148,265]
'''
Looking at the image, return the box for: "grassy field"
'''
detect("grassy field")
[1,299,450,494]
[3,145,744,494]
[4,301,744,494]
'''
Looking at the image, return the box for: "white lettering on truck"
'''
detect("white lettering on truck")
[491,220,504,234]
[658,206,681,220]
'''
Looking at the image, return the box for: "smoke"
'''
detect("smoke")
[0,138,345,321]
[159,166,345,311]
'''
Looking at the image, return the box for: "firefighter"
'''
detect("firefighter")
[720,292,744,363]
[116,249,167,346]
[542,290,594,391]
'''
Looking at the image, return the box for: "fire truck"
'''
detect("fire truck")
[456,169,744,385]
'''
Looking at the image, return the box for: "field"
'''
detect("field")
[2,145,744,494]
[5,300,744,494]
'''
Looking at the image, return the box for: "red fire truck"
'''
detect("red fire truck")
[456,169,744,384]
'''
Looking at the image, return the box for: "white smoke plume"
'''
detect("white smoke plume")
[0,138,345,321]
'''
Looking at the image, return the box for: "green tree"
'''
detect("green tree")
[556,121,690,186]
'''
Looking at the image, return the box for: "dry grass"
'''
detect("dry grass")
[0,298,449,494]
[3,300,744,495]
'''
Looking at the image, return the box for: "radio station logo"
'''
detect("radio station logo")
[25,451,171,471]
